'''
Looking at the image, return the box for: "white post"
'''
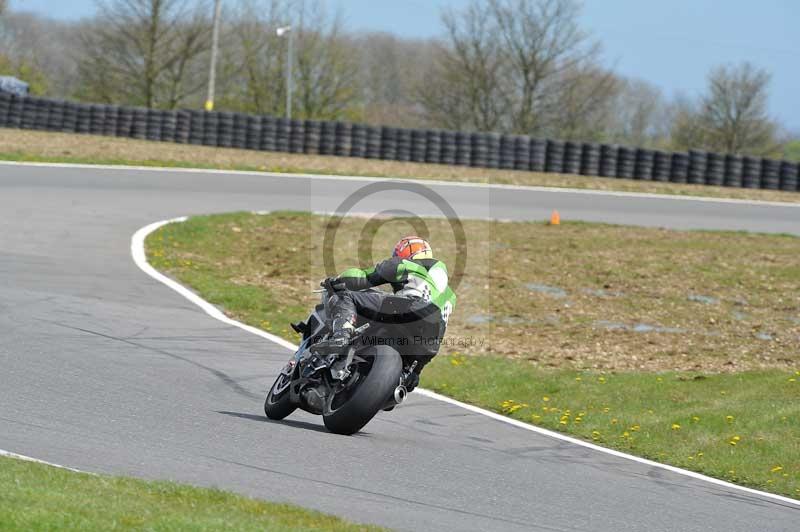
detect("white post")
[277,25,293,120]
[205,0,222,111]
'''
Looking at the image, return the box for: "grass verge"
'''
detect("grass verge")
[3,127,800,204]
[144,211,799,499]
[0,455,383,531]
[423,358,799,499]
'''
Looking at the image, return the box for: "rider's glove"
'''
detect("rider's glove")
[321,277,347,293]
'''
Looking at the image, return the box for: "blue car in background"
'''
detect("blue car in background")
[0,76,29,96]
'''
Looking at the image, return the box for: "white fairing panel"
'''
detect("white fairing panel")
[429,267,448,293]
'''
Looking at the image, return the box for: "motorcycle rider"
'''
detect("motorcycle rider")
[316,236,456,391]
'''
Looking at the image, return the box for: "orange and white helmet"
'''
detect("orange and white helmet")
[392,236,433,260]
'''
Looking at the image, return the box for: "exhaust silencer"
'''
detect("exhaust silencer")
[393,385,407,405]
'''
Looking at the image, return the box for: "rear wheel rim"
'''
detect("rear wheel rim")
[325,360,371,414]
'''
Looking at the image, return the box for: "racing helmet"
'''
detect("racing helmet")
[393,236,433,260]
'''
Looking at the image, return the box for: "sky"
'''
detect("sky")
[11,0,800,131]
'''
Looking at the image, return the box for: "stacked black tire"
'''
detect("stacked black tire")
[581,143,600,176]
[616,147,635,179]
[563,142,581,175]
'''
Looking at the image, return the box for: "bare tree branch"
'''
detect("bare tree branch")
[417,0,612,137]
[671,62,780,156]
[77,0,212,108]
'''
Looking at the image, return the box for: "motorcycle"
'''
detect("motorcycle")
[263,283,424,435]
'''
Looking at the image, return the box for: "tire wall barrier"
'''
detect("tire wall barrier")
[0,92,797,192]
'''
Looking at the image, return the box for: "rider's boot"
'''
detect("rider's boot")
[313,318,355,353]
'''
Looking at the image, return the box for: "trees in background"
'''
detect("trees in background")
[670,62,779,156]
[356,32,434,127]
[290,1,358,119]
[76,0,212,108]
[606,78,669,148]
[417,1,505,131]
[418,0,615,138]
[0,11,77,95]
[203,0,359,120]
[0,0,794,157]
[215,0,287,114]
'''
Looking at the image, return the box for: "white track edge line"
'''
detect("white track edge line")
[3,159,800,209]
[0,448,87,473]
[131,218,297,352]
[132,216,800,509]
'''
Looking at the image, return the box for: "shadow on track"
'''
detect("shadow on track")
[216,410,346,435]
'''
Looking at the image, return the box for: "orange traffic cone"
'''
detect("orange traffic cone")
[548,210,560,225]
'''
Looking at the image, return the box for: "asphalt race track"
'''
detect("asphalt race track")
[1,162,798,531]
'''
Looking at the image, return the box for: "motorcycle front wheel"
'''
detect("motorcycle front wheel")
[264,372,296,420]
[323,345,402,435]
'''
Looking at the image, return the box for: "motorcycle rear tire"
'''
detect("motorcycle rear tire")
[264,375,296,420]
[323,345,402,435]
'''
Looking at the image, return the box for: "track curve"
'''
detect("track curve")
[1,162,798,531]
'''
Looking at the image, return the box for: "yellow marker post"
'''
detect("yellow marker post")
[204,100,214,112]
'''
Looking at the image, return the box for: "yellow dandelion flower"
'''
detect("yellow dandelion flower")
[657,377,663,382]
[697,452,704,457]
[543,396,550,402]
[671,423,681,430]
[687,456,694,460]
[692,416,700,422]
[603,407,610,413]
[725,415,734,423]
[622,431,630,438]
[611,418,618,425]
[729,440,737,446]
[531,414,541,422]
[789,378,796,383]
[575,376,582,382]
[630,424,641,431]
[598,376,606,383]
[770,465,783,473]
[559,420,568,425]
[732,435,741,441]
